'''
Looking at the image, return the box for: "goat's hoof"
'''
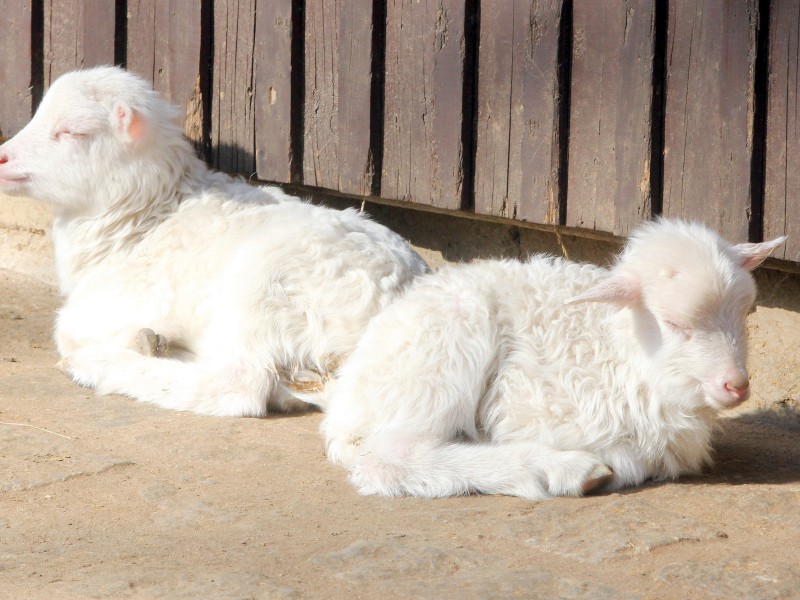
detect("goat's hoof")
[134,328,168,357]
[581,464,613,494]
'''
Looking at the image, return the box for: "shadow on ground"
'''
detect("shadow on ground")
[654,407,800,488]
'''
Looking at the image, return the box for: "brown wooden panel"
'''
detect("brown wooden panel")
[764,0,800,260]
[382,0,466,210]
[334,0,374,194]
[0,0,33,140]
[566,0,655,235]
[44,0,116,85]
[662,0,757,242]
[211,0,257,174]
[303,0,338,189]
[126,0,203,144]
[473,0,564,223]
[254,0,292,184]
[302,0,374,194]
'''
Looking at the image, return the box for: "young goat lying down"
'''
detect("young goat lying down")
[0,66,427,416]
[322,220,785,499]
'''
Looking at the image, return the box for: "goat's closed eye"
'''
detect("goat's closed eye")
[54,130,87,141]
[664,319,692,335]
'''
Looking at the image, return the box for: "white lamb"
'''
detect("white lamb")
[322,219,785,499]
[0,66,427,416]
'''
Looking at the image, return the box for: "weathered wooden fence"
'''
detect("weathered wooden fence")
[1,1,798,261]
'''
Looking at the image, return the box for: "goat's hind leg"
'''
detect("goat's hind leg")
[60,346,277,416]
[132,328,169,357]
[347,433,613,500]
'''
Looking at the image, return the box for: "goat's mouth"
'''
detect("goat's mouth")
[704,384,750,410]
[0,174,31,191]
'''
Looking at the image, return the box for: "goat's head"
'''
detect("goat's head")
[0,66,184,214]
[568,219,786,410]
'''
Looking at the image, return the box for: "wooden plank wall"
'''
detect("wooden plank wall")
[474,0,564,224]
[1,0,798,261]
[382,0,467,211]
[303,0,375,195]
[254,0,293,184]
[126,0,204,145]
[566,0,655,235]
[661,0,758,243]
[0,0,33,142]
[43,0,116,86]
[765,0,800,261]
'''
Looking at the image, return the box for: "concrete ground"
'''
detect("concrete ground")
[2,193,800,599]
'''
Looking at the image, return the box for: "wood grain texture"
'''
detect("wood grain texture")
[764,0,800,260]
[5,0,794,262]
[662,0,758,242]
[473,0,563,223]
[126,0,203,144]
[566,0,655,235]
[303,0,374,194]
[254,0,292,183]
[211,0,257,175]
[382,0,466,210]
[0,0,33,139]
[43,0,116,86]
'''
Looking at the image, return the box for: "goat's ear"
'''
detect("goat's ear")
[734,237,787,271]
[564,270,641,306]
[111,101,148,145]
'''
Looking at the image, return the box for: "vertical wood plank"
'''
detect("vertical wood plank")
[764,0,800,260]
[662,0,757,242]
[303,0,338,189]
[336,0,375,194]
[254,0,293,183]
[566,0,655,235]
[43,0,116,86]
[303,0,374,194]
[382,0,466,210]
[126,0,204,144]
[0,0,33,139]
[473,0,564,223]
[211,0,257,174]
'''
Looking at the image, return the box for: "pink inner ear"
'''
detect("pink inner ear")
[127,110,146,142]
[735,238,787,271]
[114,103,146,143]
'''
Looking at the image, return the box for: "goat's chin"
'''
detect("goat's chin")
[0,179,30,195]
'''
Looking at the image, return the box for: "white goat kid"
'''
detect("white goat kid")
[0,66,427,416]
[322,220,785,499]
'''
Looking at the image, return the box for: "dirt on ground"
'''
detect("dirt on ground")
[2,203,800,599]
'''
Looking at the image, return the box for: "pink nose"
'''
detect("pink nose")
[724,381,750,400]
[0,154,7,164]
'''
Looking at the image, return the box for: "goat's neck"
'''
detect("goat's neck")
[606,308,716,473]
[52,153,209,295]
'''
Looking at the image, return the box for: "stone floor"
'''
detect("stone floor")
[2,266,800,599]
[3,190,800,598]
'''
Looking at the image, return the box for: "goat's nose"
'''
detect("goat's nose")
[724,381,750,400]
[0,154,8,164]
